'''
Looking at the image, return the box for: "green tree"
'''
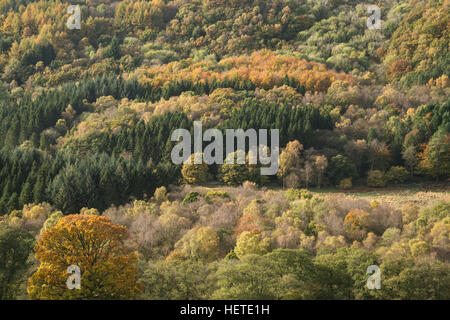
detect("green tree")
[385,166,409,185]
[104,36,121,59]
[402,145,419,177]
[217,151,251,186]
[212,254,278,299]
[427,130,450,179]
[19,180,33,208]
[0,224,35,299]
[367,170,386,187]
[314,248,379,299]
[140,260,213,300]
[326,155,357,186]
[378,258,450,299]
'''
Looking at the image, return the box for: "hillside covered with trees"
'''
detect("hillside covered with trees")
[0,0,448,300]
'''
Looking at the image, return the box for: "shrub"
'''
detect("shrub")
[153,186,168,204]
[367,170,386,187]
[401,204,419,225]
[370,200,379,209]
[382,227,401,245]
[386,166,409,184]
[204,190,230,201]
[182,191,201,205]
[338,178,352,189]
[285,188,312,201]
[242,181,257,190]
[415,201,450,228]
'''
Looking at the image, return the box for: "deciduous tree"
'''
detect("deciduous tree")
[28,214,140,299]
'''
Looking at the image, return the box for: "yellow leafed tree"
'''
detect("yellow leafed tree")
[28,214,140,300]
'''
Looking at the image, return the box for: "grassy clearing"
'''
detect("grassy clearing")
[314,187,450,208]
[176,183,450,208]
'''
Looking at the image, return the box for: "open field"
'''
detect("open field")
[186,183,450,208]
[312,186,450,208]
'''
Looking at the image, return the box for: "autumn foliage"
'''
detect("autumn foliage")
[28,214,140,299]
[0,0,448,301]
[134,50,353,93]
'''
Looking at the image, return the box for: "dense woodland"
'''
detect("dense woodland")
[0,0,449,300]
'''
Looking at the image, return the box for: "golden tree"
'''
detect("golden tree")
[28,214,140,300]
[167,226,220,262]
[181,153,212,184]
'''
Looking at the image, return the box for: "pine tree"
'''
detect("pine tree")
[19,180,33,207]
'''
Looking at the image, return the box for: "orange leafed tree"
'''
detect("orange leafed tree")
[134,50,353,93]
[28,214,140,300]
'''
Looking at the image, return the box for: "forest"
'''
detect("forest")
[0,0,449,300]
